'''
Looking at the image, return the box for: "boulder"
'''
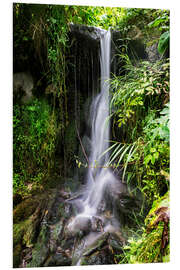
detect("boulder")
[13,72,34,103]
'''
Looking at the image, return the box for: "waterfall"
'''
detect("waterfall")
[68,29,118,233]
[81,29,112,215]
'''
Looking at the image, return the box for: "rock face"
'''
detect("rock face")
[69,23,104,42]
[13,72,34,103]
[13,188,73,268]
[145,42,161,62]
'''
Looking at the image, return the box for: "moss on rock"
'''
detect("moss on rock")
[13,197,40,224]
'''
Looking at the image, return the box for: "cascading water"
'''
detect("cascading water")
[68,29,121,234]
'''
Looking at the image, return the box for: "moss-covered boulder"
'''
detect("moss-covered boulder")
[13,188,73,268]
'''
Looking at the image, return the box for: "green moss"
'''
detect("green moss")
[28,242,48,267]
[13,218,35,267]
[13,197,39,224]
[13,222,25,247]
[13,214,37,248]
[13,244,22,268]
[27,225,49,267]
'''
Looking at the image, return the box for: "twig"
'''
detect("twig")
[75,123,89,165]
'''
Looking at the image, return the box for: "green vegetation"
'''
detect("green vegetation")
[13,99,57,195]
[116,192,169,263]
[13,3,170,266]
[108,57,169,202]
[107,8,169,264]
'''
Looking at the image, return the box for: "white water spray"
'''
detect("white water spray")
[68,29,118,232]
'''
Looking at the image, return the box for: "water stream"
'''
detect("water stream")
[68,29,121,238]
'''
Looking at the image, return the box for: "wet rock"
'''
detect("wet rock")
[71,237,86,265]
[44,252,71,266]
[82,232,109,256]
[59,189,71,200]
[146,42,161,62]
[70,23,103,42]
[81,249,113,265]
[13,186,127,267]
[75,232,116,265]
[91,216,104,232]
[13,189,71,267]
[108,232,125,252]
[13,72,34,103]
[49,220,64,253]
[72,231,108,265]
[67,215,92,236]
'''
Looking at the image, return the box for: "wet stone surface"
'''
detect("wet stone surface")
[13,185,130,268]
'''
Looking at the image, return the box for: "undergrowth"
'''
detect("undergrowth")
[13,98,57,195]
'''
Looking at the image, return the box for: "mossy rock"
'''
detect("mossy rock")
[13,217,38,267]
[80,249,114,265]
[28,242,48,267]
[13,218,35,248]
[27,221,50,267]
[13,244,22,268]
[44,252,72,267]
[13,196,40,224]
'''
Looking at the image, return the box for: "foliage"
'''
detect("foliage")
[110,56,169,132]
[116,8,169,40]
[13,4,170,264]
[13,99,57,195]
[148,10,169,31]
[108,49,170,264]
[107,55,170,204]
[63,6,125,30]
[158,31,170,55]
[117,192,169,264]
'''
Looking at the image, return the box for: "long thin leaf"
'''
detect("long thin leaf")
[108,144,127,164]
[122,144,138,182]
[99,141,119,159]
[115,144,132,167]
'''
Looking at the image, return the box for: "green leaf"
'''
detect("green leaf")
[163,254,170,263]
[151,155,155,165]
[144,154,152,166]
[153,152,159,160]
[122,143,137,182]
[50,17,57,24]
[27,106,36,111]
[158,31,169,54]
[150,148,156,153]
[23,36,28,41]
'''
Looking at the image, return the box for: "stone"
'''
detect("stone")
[13,72,34,103]
[146,42,161,62]
[67,215,92,235]
[69,23,104,42]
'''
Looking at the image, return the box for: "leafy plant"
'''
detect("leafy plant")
[13,99,57,195]
[110,56,169,133]
[107,54,170,205]
[117,192,170,264]
[158,31,170,55]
